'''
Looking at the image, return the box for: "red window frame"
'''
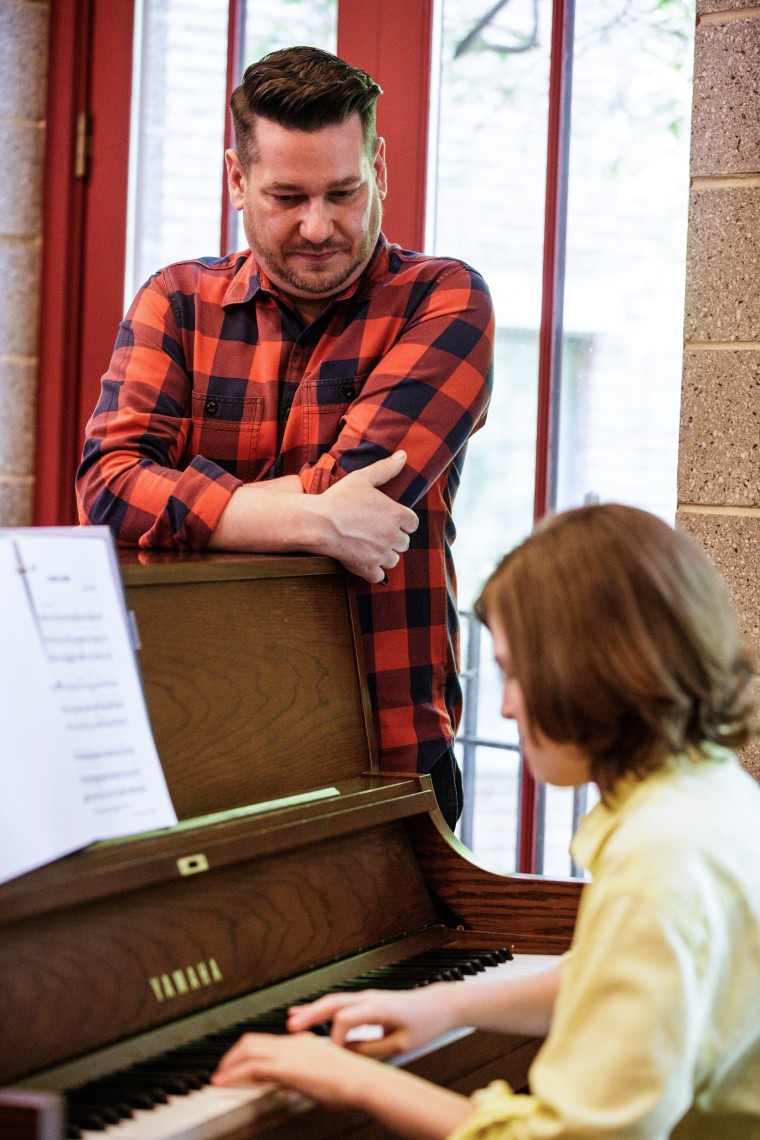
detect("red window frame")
[35,0,572,873]
[35,0,134,527]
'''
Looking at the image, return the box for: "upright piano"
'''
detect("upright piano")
[0,553,582,1139]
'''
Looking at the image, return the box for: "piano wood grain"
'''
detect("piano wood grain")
[407,811,582,953]
[119,555,377,820]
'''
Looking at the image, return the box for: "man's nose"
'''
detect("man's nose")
[299,199,334,244]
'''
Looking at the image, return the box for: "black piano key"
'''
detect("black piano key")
[67,1093,134,1122]
[121,1068,201,1094]
[120,1071,189,1098]
[414,958,481,975]
[405,951,484,973]
[374,965,465,981]
[152,1045,221,1066]
[67,1108,112,1131]
[485,947,514,963]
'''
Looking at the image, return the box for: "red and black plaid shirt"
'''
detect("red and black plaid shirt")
[77,235,494,774]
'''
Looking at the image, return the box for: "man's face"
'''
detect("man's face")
[226,113,387,305]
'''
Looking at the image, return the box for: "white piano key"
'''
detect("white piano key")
[486,952,559,978]
[81,1083,308,1140]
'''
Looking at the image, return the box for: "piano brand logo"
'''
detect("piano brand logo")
[149,958,223,1002]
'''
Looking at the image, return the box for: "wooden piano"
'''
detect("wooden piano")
[0,553,582,1139]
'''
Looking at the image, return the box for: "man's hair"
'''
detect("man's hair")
[475,503,757,797]
[230,46,383,168]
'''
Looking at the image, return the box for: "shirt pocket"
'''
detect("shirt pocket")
[298,374,368,463]
[189,392,264,481]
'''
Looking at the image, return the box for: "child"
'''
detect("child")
[212,503,760,1138]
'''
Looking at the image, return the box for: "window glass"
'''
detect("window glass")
[126,0,337,301]
[126,0,229,302]
[430,0,693,873]
[232,1,338,249]
[243,0,336,62]
[430,0,552,611]
[455,618,522,871]
[557,1,694,520]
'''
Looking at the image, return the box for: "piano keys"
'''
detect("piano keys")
[0,553,582,1139]
[62,948,558,1139]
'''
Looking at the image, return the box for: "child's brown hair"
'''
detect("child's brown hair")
[475,504,756,797]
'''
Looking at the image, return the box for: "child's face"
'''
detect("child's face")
[490,616,593,789]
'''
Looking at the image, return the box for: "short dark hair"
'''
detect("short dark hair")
[230,46,383,168]
[475,503,757,798]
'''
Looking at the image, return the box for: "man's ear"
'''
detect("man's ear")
[225,149,246,211]
[374,137,388,201]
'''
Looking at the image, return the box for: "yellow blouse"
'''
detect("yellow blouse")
[449,749,760,1139]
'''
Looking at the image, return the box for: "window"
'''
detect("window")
[126,0,230,301]
[429,0,694,873]
[40,0,694,878]
[126,0,338,301]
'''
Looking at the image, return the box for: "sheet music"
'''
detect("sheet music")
[0,528,177,885]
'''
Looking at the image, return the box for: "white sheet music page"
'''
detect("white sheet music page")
[0,527,177,885]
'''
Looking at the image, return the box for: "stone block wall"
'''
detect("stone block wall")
[0,0,49,526]
[679,1,760,778]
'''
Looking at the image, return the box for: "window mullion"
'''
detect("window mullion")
[221,0,246,255]
[519,0,576,875]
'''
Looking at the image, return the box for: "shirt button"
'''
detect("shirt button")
[205,399,219,416]
[283,403,292,417]
[341,383,356,400]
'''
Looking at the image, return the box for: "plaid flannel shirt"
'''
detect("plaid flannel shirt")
[77,235,494,774]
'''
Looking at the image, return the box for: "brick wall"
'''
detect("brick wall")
[0,0,48,526]
[677,1,760,778]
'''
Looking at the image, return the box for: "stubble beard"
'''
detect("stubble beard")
[244,197,382,299]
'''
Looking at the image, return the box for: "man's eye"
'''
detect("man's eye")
[329,189,356,201]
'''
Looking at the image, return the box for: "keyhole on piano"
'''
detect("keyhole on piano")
[177,853,209,876]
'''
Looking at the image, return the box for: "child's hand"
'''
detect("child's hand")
[211,1030,373,1109]
[211,1027,472,1139]
[286,984,457,1057]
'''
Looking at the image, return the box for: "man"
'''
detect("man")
[76,46,494,828]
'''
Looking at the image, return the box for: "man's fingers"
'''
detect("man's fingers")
[316,452,419,580]
[357,449,407,488]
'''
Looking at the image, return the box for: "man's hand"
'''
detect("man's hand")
[208,450,417,582]
[313,450,419,583]
[286,984,457,1058]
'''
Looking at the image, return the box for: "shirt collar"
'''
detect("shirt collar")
[221,233,391,310]
[570,744,733,875]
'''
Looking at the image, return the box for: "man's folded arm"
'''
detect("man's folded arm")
[299,263,495,508]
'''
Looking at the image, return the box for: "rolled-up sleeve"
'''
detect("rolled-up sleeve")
[76,271,240,549]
